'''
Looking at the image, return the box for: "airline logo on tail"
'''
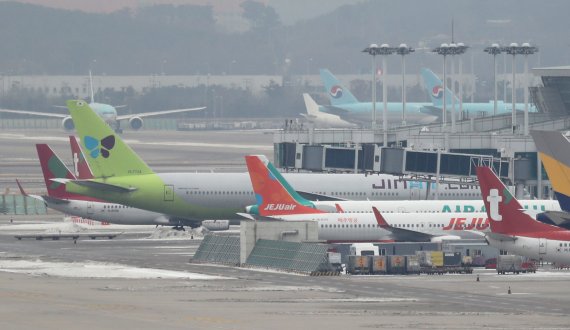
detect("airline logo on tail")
[329,85,343,99]
[487,189,503,221]
[431,86,444,99]
[84,135,115,159]
[47,154,72,189]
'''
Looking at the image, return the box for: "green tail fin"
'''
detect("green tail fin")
[66,100,154,178]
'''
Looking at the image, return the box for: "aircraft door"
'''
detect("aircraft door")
[87,202,94,214]
[410,187,421,200]
[164,185,175,202]
[539,238,547,255]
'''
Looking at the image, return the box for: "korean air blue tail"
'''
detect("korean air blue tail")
[320,69,359,106]
[421,68,459,107]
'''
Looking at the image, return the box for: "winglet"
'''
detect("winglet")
[15,179,27,196]
[372,207,390,229]
[335,203,344,213]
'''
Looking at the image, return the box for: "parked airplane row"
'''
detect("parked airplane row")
[303,68,539,128]
[19,98,570,265]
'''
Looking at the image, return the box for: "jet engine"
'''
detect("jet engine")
[201,220,230,231]
[129,116,143,130]
[430,235,462,243]
[62,116,75,130]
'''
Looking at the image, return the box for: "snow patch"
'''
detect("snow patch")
[0,259,230,280]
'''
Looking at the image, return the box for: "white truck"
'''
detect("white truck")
[349,243,379,256]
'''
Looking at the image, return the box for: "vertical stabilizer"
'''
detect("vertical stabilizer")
[245,155,322,216]
[319,69,359,105]
[66,100,154,178]
[69,136,94,179]
[36,144,76,198]
[531,130,570,212]
[476,166,562,235]
[421,68,459,107]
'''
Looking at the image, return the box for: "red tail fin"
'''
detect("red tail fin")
[69,136,94,179]
[36,144,77,198]
[245,155,323,216]
[476,166,563,235]
[372,207,390,229]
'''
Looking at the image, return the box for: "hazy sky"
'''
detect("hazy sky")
[1,0,364,24]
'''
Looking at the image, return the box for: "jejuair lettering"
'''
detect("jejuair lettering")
[442,218,489,231]
[263,204,297,211]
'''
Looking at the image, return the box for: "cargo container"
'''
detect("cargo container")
[347,255,371,274]
[387,255,406,274]
[444,252,462,267]
[406,255,421,274]
[497,255,536,274]
[417,251,444,267]
[371,256,387,274]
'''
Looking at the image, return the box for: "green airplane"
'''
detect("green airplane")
[65,100,457,222]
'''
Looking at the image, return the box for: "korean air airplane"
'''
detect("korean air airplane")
[420,68,538,117]
[0,72,205,132]
[317,69,438,125]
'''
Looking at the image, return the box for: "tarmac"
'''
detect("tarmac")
[1,128,570,329]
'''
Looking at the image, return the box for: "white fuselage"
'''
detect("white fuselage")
[312,199,561,214]
[486,235,570,264]
[42,197,169,225]
[267,212,490,242]
[167,172,483,209]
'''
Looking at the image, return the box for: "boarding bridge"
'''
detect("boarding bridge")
[276,144,511,180]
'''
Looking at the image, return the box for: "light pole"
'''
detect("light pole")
[484,43,502,116]
[500,43,538,135]
[396,44,414,126]
[362,44,381,130]
[503,43,519,134]
[520,43,538,135]
[455,43,468,122]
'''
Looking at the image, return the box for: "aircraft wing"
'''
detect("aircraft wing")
[296,191,347,202]
[0,108,67,118]
[486,232,518,242]
[116,107,206,120]
[372,207,434,242]
[236,213,283,222]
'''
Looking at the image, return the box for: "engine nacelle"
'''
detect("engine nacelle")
[129,116,143,130]
[201,220,230,231]
[62,116,74,130]
[430,235,462,243]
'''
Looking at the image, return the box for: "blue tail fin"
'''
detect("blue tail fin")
[320,69,359,105]
[421,68,459,107]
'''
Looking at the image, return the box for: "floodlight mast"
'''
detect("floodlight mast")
[363,44,397,145]
[484,44,502,116]
[500,43,537,135]
[397,44,414,126]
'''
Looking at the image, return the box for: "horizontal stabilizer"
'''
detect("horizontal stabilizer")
[51,178,136,193]
[236,213,284,222]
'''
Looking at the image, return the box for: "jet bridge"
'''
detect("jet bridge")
[277,143,510,180]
